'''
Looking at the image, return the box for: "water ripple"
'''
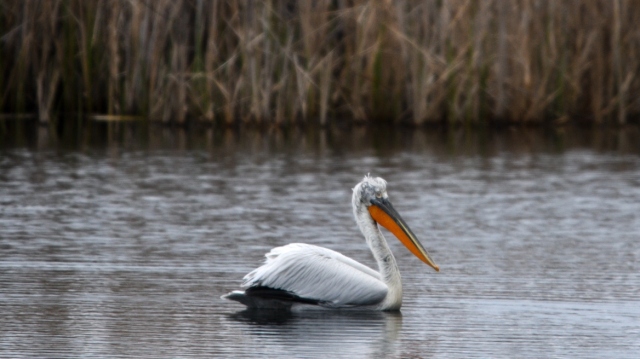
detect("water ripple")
[1,133,639,358]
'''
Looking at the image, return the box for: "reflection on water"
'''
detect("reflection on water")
[227,310,403,358]
[1,122,639,357]
[2,120,640,157]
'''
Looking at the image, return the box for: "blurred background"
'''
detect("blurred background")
[1,0,640,126]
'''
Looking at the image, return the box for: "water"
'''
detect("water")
[1,124,639,358]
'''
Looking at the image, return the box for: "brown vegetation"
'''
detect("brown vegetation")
[1,0,639,125]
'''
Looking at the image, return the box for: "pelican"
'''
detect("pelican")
[222,175,439,311]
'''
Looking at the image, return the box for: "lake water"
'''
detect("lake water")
[1,123,639,358]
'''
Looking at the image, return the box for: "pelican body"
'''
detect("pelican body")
[222,175,439,311]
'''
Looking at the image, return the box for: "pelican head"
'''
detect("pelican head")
[353,175,440,272]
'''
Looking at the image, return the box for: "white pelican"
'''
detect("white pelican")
[222,175,439,311]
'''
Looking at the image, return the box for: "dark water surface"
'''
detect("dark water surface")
[1,124,639,358]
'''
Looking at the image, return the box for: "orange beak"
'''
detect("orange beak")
[368,197,439,272]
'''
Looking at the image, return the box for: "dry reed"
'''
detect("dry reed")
[1,0,639,125]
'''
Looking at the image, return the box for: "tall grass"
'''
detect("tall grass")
[1,0,639,125]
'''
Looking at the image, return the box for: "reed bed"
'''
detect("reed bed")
[1,0,639,125]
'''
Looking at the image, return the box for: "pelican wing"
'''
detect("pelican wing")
[242,243,387,307]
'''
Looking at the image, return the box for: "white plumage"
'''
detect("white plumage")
[222,175,439,311]
[243,243,387,307]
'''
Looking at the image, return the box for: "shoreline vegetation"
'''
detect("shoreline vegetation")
[1,1,640,127]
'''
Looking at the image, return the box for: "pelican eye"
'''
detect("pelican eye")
[375,192,382,198]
